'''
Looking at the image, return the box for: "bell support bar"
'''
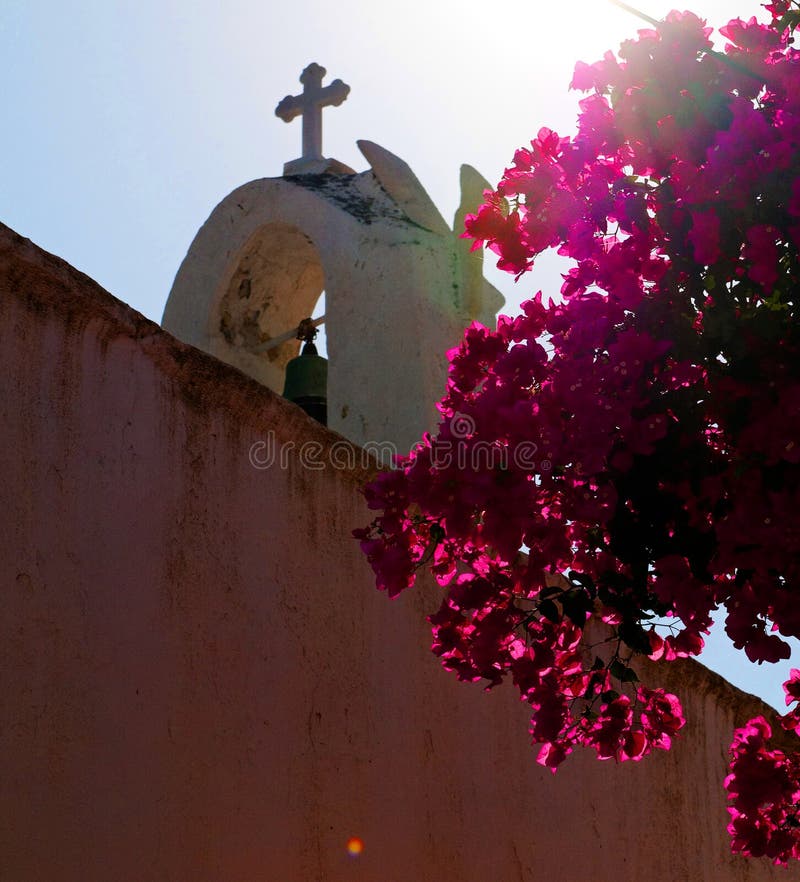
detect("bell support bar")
[250,315,327,354]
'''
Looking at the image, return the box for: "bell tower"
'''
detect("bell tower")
[162,64,503,453]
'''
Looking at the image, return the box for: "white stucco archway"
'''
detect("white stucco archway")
[213,222,325,393]
[163,145,503,451]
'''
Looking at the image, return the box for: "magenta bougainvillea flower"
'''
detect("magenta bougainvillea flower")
[357,2,800,864]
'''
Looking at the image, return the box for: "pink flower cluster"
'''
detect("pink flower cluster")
[726,671,800,864]
[357,3,800,863]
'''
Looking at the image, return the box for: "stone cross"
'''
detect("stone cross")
[275,63,350,162]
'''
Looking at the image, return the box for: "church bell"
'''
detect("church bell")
[282,317,328,425]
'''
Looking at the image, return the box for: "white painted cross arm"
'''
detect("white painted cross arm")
[275,63,350,162]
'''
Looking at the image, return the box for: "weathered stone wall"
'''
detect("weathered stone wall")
[1,222,797,881]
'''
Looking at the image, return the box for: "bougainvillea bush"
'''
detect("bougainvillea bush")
[356,1,800,864]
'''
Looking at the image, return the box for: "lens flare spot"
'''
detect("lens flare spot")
[346,836,364,857]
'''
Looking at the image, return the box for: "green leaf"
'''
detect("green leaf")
[562,590,593,627]
[429,523,445,542]
[568,570,595,590]
[538,598,561,623]
[609,659,628,681]
[609,659,639,683]
[539,584,564,600]
[618,620,653,655]
[778,9,800,34]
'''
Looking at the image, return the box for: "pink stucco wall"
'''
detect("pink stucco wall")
[1,221,798,881]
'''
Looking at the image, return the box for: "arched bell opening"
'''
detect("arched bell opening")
[210,221,325,393]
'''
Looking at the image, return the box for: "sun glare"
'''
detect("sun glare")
[346,836,364,857]
[525,0,768,72]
